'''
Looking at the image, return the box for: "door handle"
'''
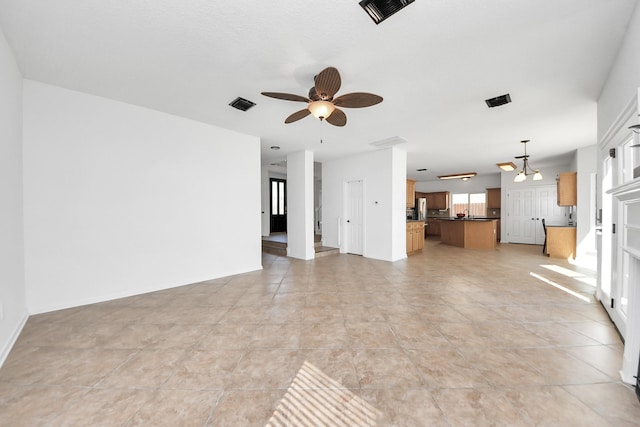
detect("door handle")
[347,220,350,223]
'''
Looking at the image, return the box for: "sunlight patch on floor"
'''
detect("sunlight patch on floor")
[540,264,597,287]
[266,361,380,426]
[530,272,592,303]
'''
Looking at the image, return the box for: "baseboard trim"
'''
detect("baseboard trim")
[0,313,29,368]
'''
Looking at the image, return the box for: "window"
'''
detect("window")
[271,179,286,215]
[452,193,486,217]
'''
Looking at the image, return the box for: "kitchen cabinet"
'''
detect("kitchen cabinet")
[406,221,424,254]
[426,219,441,236]
[426,191,450,210]
[486,188,501,209]
[557,172,577,206]
[546,226,576,259]
[406,180,416,208]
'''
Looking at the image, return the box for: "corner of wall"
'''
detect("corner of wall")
[0,313,28,368]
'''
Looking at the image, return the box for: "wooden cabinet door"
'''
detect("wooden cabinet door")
[487,188,501,209]
[557,172,577,206]
[413,223,423,250]
[406,223,413,253]
[425,193,435,209]
[427,219,441,236]
[426,192,450,210]
[406,180,416,208]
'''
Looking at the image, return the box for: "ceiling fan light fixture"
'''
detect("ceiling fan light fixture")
[496,162,517,172]
[438,172,477,180]
[308,100,335,120]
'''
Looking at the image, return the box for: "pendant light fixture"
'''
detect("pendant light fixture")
[514,140,542,182]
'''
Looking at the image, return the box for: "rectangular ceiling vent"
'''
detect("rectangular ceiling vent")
[369,136,408,148]
[229,97,256,111]
[485,93,512,108]
[359,0,415,25]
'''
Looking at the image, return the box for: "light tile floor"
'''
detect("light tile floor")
[1,239,639,426]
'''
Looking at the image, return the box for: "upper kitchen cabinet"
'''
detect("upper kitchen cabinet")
[406,179,416,208]
[557,172,577,206]
[426,191,450,210]
[486,188,501,209]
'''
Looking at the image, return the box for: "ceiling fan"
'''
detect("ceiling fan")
[261,67,383,127]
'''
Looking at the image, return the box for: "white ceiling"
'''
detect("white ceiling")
[1,0,637,180]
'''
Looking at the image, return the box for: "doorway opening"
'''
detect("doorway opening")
[270,178,287,233]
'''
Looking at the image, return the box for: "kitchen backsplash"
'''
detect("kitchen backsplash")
[486,208,500,218]
[427,209,450,218]
[427,208,501,218]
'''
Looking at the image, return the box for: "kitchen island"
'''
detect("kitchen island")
[439,218,497,250]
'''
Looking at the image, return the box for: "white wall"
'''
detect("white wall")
[322,147,406,262]
[286,150,314,260]
[0,26,27,365]
[23,81,262,314]
[415,174,501,194]
[391,148,408,259]
[575,146,597,263]
[597,2,640,143]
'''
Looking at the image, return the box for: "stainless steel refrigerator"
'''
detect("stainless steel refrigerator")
[416,197,427,220]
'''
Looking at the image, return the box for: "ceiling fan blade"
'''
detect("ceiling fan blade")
[284,109,311,124]
[261,92,310,103]
[314,67,341,100]
[326,108,346,127]
[333,92,383,108]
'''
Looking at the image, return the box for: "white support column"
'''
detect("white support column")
[287,150,315,260]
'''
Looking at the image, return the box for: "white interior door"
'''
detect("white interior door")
[537,186,568,241]
[507,185,566,244]
[506,188,536,244]
[346,180,364,255]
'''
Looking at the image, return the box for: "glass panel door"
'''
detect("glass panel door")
[270,178,287,233]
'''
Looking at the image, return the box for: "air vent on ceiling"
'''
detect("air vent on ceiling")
[229,97,256,111]
[485,93,511,108]
[359,0,415,24]
[369,136,408,148]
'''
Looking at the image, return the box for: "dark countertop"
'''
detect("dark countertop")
[406,219,426,223]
